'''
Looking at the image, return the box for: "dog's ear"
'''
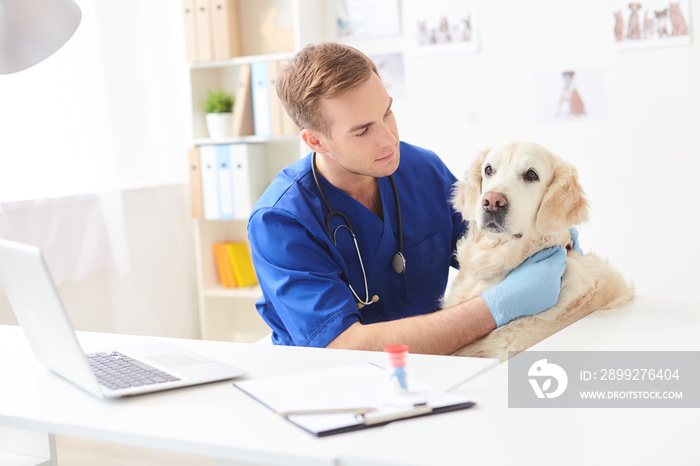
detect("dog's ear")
[452,148,489,220]
[536,160,590,234]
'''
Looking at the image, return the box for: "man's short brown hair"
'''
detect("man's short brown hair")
[276,42,379,136]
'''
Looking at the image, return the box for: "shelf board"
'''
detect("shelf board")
[188,52,296,70]
[202,285,262,299]
[193,134,299,146]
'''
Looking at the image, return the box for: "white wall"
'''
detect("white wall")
[351,0,700,299]
[0,0,190,202]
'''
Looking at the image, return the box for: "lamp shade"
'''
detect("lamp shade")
[0,0,82,74]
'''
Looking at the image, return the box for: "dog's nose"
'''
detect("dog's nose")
[482,192,508,213]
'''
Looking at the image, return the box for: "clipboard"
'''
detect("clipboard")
[234,363,475,437]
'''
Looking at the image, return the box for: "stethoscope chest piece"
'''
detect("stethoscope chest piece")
[392,251,406,275]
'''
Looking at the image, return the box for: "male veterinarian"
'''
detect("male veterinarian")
[248,42,568,354]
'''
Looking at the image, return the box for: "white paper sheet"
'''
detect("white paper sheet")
[235,363,474,436]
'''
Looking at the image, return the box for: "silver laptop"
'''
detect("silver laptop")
[0,239,247,398]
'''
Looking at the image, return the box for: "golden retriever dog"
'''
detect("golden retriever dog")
[444,142,634,361]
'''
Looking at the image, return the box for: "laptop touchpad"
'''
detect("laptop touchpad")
[147,353,205,367]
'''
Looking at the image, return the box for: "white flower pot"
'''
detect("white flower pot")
[205,112,233,139]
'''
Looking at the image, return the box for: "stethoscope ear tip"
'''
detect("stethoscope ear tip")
[356,295,380,309]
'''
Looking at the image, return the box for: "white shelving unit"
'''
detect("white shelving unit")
[186,0,330,342]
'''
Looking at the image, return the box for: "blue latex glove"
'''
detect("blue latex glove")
[569,227,583,255]
[482,246,567,327]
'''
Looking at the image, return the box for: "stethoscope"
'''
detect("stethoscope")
[311,152,405,309]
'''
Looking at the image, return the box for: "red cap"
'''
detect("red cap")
[384,344,409,354]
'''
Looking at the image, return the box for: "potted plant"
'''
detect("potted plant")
[203,90,234,139]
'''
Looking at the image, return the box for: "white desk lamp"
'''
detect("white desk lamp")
[0,0,81,74]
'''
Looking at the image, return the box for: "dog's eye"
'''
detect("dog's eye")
[523,169,539,182]
[484,165,493,176]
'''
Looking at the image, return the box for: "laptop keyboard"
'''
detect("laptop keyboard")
[87,351,181,391]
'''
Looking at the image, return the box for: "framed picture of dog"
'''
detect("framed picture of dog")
[613,0,692,50]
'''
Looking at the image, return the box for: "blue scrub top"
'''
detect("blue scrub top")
[248,141,467,347]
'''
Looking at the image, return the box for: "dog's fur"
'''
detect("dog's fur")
[444,142,634,361]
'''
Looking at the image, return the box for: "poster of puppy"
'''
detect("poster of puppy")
[613,0,692,49]
[533,68,608,124]
[403,0,478,55]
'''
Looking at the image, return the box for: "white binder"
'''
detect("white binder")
[230,143,267,219]
[199,144,220,220]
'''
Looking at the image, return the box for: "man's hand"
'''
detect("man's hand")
[481,246,567,327]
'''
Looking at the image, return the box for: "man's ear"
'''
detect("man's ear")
[536,160,590,234]
[301,129,328,155]
[451,148,489,221]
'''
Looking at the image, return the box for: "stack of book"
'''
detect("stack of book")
[213,241,258,288]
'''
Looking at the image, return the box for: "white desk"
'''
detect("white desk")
[529,294,700,351]
[1,295,698,466]
[0,324,496,466]
[457,295,700,465]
